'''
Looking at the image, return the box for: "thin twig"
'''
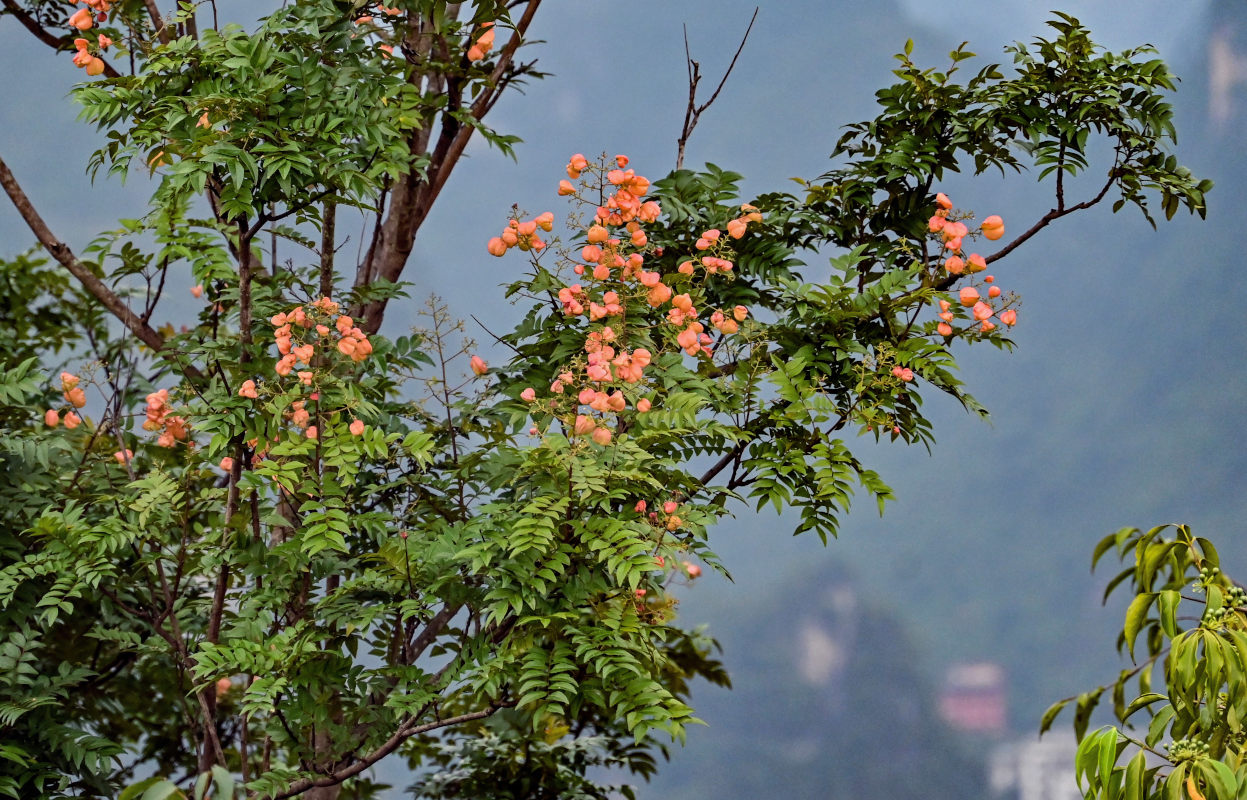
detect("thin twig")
[675,7,758,170]
[144,0,171,45]
[470,314,521,355]
[262,706,506,799]
[934,160,1121,292]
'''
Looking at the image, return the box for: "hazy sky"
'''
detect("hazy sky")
[897,0,1211,55]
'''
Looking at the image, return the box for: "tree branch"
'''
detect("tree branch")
[699,441,748,487]
[675,7,757,170]
[236,221,258,354]
[319,199,336,299]
[0,153,200,370]
[264,706,504,799]
[355,0,543,335]
[934,167,1119,292]
[407,602,461,664]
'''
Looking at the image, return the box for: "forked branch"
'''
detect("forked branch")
[675,7,758,170]
[0,155,166,351]
[264,705,507,799]
[353,0,544,335]
[0,154,203,379]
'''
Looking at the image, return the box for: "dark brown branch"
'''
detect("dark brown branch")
[319,199,336,299]
[355,0,543,335]
[0,154,204,376]
[935,172,1118,293]
[264,706,504,799]
[184,5,198,40]
[1055,140,1067,212]
[258,183,343,234]
[1,0,123,78]
[140,257,169,324]
[144,557,227,772]
[207,459,240,647]
[236,222,257,352]
[355,185,388,290]
[470,314,521,355]
[675,7,757,171]
[3,0,65,49]
[699,441,747,487]
[407,603,461,664]
[676,26,699,172]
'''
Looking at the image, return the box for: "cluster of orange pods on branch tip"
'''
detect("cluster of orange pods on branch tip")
[142,389,190,449]
[927,192,1017,336]
[927,192,1004,277]
[67,0,112,75]
[231,298,376,440]
[487,212,554,256]
[42,371,90,430]
[934,274,1018,337]
[491,154,760,448]
[269,297,373,375]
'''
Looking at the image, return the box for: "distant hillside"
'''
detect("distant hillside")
[641,561,984,800]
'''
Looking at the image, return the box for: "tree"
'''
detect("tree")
[0,3,1210,799]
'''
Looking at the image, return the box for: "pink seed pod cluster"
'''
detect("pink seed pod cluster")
[66,1,113,75]
[929,193,1019,337]
[497,154,761,447]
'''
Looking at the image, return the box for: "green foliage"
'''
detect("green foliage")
[0,5,1211,799]
[1044,526,1247,800]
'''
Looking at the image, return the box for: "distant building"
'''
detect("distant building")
[1208,4,1247,132]
[795,585,857,687]
[938,662,1007,733]
[989,734,1082,800]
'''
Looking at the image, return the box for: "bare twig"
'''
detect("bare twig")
[675,7,758,170]
[144,0,171,45]
[470,314,521,355]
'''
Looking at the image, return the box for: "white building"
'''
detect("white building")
[989,734,1083,800]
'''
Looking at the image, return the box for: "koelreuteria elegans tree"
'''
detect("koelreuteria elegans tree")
[0,5,1210,799]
